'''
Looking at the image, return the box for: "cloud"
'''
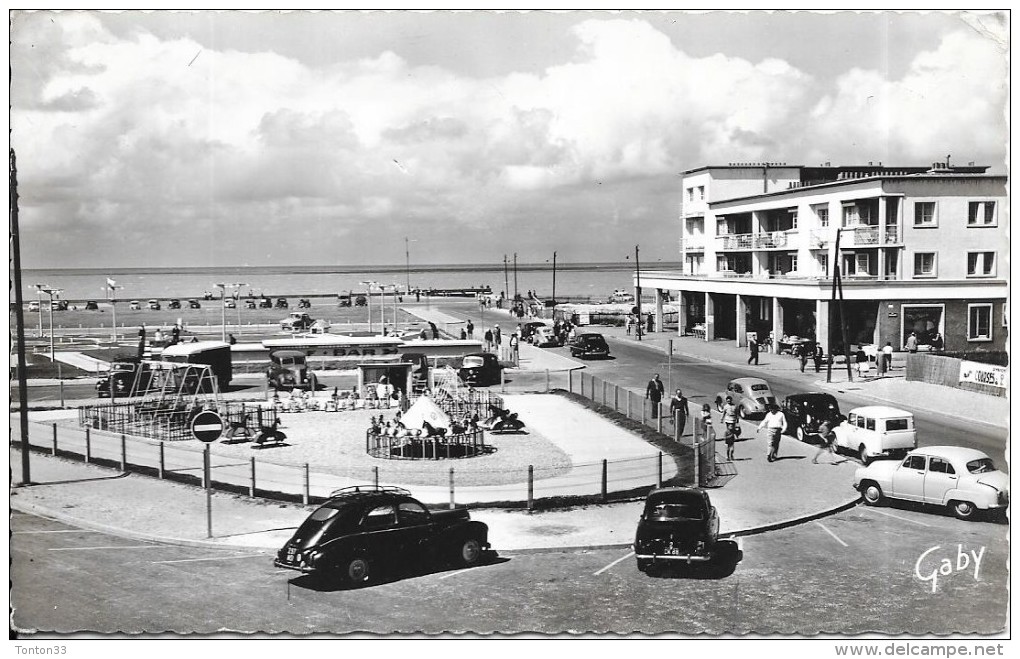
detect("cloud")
[9,13,1008,268]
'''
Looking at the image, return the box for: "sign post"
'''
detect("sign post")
[191,410,224,443]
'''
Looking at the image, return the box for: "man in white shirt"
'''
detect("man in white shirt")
[757,404,788,463]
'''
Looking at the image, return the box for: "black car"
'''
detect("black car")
[167,299,181,310]
[781,393,842,443]
[274,486,489,586]
[457,352,502,386]
[96,358,154,397]
[634,487,719,573]
[520,321,547,341]
[188,299,201,309]
[84,300,99,311]
[275,297,289,309]
[569,332,611,359]
[259,297,274,309]
[298,298,312,309]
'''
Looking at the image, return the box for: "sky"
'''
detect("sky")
[9,9,1010,269]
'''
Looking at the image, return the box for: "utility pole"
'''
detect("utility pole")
[827,229,854,383]
[551,251,557,304]
[11,148,32,484]
[503,255,509,301]
[635,245,643,340]
[513,252,518,300]
[404,237,411,294]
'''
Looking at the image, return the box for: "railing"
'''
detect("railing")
[884,225,899,243]
[78,400,274,442]
[366,428,488,460]
[810,230,831,247]
[848,225,880,245]
[717,231,789,250]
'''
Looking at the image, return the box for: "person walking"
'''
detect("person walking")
[509,332,520,366]
[882,341,894,373]
[494,324,502,349]
[645,373,665,418]
[799,346,809,373]
[669,389,690,436]
[646,313,654,334]
[758,404,788,462]
[721,396,739,461]
[813,345,824,373]
[748,335,759,365]
[484,328,494,352]
[466,319,474,339]
[625,315,633,336]
[930,332,944,353]
[812,417,841,464]
[697,404,716,443]
[905,331,918,353]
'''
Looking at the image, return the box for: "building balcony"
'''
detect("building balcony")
[885,226,900,243]
[717,231,790,250]
[682,238,706,252]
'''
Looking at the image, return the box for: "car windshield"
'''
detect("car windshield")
[750,384,770,392]
[648,503,704,521]
[967,458,996,474]
[463,356,485,368]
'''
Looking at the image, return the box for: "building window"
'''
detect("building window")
[842,204,858,227]
[967,251,996,277]
[913,252,937,278]
[789,254,798,273]
[717,219,729,235]
[968,304,993,341]
[854,253,871,275]
[914,201,937,227]
[697,186,705,200]
[789,209,799,229]
[968,201,996,226]
[816,206,829,227]
[885,250,899,278]
[687,187,694,202]
[717,255,732,271]
[817,253,828,277]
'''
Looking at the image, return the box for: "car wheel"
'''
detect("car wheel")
[795,425,806,443]
[456,537,483,567]
[950,500,977,521]
[738,406,747,420]
[858,445,872,465]
[861,481,883,506]
[344,557,371,586]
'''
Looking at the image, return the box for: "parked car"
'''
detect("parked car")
[781,393,842,443]
[147,299,161,310]
[833,406,917,464]
[531,326,561,348]
[354,295,367,307]
[274,486,490,586]
[521,321,547,341]
[457,352,502,386]
[224,299,236,309]
[298,298,312,309]
[50,300,69,311]
[167,299,181,310]
[281,312,315,332]
[259,297,274,309]
[245,299,257,309]
[634,487,720,572]
[28,301,40,312]
[266,349,318,391]
[854,446,1009,520]
[275,297,289,309]
[84,300,99,311]
[96,358,154,397]
[569,332,611,359]
[128,300,141,310]
[714,377,776,419]
[188,299,202,309]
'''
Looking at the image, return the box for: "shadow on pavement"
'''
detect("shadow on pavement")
[287,553,510,592]
[16,471,131,487]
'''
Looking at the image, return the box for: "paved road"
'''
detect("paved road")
[11,504,1007,635]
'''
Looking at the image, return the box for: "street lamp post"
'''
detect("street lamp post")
[41,287,63,374]
[105,278,122,341]
[360,281,378,333]
[634,245,643,341]
[214,283,226,342]
[34,283,47,338]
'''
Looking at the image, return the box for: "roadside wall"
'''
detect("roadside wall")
[905,353,1006,398]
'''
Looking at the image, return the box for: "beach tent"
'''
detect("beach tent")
[401,396,452,430]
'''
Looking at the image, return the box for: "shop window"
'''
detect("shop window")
[914,201,937,227]
[902,305,944,347]
[968,304,992,341]
[913,252,937,278]
[966,252,996,277]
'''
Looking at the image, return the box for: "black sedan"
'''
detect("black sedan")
[781,392,842,443]
[275,486,489,586]
[634,487,719,573]
[188,300,201,309]
[458,352,502,386]
[569,332,611,359]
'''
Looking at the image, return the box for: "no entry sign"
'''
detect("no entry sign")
[191,410,224,443]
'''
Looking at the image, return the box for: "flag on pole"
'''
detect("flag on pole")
[107,278,117,288]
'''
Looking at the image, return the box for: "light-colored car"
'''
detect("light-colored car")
[128,300,141,310]
[531,326,561,348]
[714,377,776,419]
[854,446,1009,520]
[147,299,161,310]
[833,405,916,464]
[28,301,40,312]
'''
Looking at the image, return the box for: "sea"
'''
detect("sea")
[17,262,683,303]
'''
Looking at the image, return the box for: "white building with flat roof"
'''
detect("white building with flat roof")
[636,161,1007,354]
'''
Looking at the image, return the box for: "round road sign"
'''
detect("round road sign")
[191,410,224,443]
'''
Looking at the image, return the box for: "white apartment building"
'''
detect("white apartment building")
[637,161,1007,354]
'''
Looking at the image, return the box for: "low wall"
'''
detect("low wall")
[905,354,1006,398]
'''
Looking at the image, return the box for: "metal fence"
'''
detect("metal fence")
[366,428,489,460]
[78,400,276,443]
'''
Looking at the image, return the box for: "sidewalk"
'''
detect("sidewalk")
[593,324,1010,430]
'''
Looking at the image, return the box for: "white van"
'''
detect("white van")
[834,406,917,464]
